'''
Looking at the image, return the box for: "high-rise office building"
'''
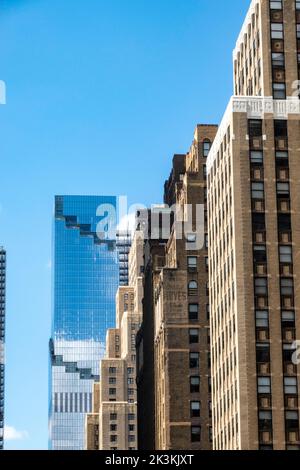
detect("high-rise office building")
[49,196,119,450]
[207,0,300,450]
[0,247,6,451]
[137,125,217,450]
[85,230,144,450]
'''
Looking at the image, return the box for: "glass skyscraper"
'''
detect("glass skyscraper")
[0,247,6,451]
[49,196,119,450]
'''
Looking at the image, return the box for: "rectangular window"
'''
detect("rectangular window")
[189,328,199,344]
[252,182,264,199]
[109,388,116,396]
[273,83,286,99]
[189,304,199,321]
[188,256,197,272]
[109,377,116,384]
[284,377,297,395]
[110,413,117,420]
[190,376,200,393]
[191,426,201,443]
[255,310,269,328]
[128,414,135,420]
[255,278,268,296]
[281,278,293,296]
[277,182,290,195]
[250,151,263,164]
[272,52,284,66]
[271,23,284,39]
[129,424,135,432]
[110,424,117,432]
[109,367,117,374]
[270,1,282,9]
[279,246,292,263]
[191,401,201,418]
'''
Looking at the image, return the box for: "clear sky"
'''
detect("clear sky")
[0,0,250,450]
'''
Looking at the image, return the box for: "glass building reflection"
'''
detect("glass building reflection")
[49,196,119,450]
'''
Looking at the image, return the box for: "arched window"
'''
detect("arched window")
[188,281,198,296]
[203,140,211,158]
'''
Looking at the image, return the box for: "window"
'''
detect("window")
[109,367,117,374]
[273,83,286,99]
[109,388,116,396]
[255,310,269,328]
[276,151,288,159]
[255,278,268,296]
[271,23,283,39]
[191,426,201,442]
[279,246,292,264]
[285,411,299,430]
[127,367,134,374]
[281,278,293,296]
[190,376,200,393]
[250,151,263,164]
[128,413,135,420]
[189,304,199,321]
[110,435,117,443]
[282,310,295,327]
[188,281,198,296]
[277,182,290,196]
[258,377,271,394]
[253,245,267,263]
[259,411,272,429]
[252,182,264,199]
[128,378,134,385]
[270,1,282,9]
[272,52,284,66]
[109,377,116,384]
[128,389,134,396]
[110,413,117,421]
[190,352,199,369]
[110,424,117,432]
[284,377,297,395]
[128,435,135,442]
[256,343,270,363]
[189,329,199,344]
[129,424,135,432]
[203,140,211,157]
[191,401,200,418]
[188,256,197,272]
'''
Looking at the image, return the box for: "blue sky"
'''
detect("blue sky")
[0,0,249,450]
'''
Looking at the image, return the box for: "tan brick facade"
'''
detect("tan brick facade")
[208,0,300,450]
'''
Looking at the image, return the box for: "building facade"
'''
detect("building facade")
[85,230,144,450]
[49,195,119,450]
[116,230,131,286]
[0,248,6,450]
[207,0,300,450]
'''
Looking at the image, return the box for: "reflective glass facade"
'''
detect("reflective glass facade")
[49,196,119,450]
[0,247,6,451]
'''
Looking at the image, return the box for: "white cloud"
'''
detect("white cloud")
[46,259,52,269]
[4,426,29,441]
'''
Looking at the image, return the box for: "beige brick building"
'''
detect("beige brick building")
[208,0,300,450]
[85,231,144,450]
[137,125,217,450]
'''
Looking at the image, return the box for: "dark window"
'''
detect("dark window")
[189,328,199,344]
[190,353,199,369]
[191,426,201,442]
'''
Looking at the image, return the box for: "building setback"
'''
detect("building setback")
[137,125,217,450]
[207,0,300,450]
[85,230,144,450]
[49,196,119,450]
[0,247,6,451]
